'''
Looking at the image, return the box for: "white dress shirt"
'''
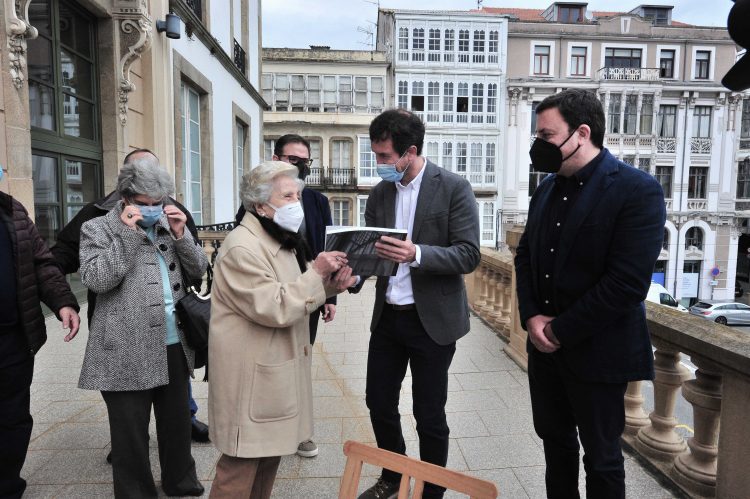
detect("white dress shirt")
[385,158,427,305]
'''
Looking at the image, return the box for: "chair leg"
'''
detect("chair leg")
[339,457,363,499]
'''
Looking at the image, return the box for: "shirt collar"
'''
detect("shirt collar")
[395,157,427,192]
[554,149,605,187]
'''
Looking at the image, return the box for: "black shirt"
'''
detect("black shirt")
[537,150,606,316]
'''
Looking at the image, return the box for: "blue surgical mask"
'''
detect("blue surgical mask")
[135,204,163,228]
[0,166,4,182]
[376,151,409,183]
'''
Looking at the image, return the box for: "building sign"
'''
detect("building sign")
[681,273,700,298]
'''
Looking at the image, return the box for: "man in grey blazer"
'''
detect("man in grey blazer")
[355,109,481,499]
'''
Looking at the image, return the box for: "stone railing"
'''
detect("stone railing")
[467,227,750,499]
[465,248,515,343]
[687,200,707,211]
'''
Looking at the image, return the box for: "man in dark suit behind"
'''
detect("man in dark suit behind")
[355,109,480,499]
[515,89,666,498]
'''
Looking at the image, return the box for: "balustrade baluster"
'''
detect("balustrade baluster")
[671,356,721,497]
[480,269,496,317]
[473,265,489,311]
[635,342,691,461]
[624,381,650,436]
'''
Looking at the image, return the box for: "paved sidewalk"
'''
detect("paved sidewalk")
[23,280,676,498]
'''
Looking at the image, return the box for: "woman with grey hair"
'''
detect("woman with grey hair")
[77,159,208,498]
[208,161,355,498]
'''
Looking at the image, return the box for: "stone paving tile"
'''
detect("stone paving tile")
[276,454,302,479]
[70,404,109,423]
[444,389,507,412]
[272,477,341,498]
[404,438,469,472]
[457,435,546,470]
[321,351,345,366]
[312,378,344,397]
[312,363,337,380]
[445,411,490,438]
[453,370,522,391]
[478,406,536,436]
[31,384,101,402]
[342,416,376,443]
[295,443,348,478]
[32,367,84,384]
[330,362,368,380]
[340,377,367,397]
[470,468,530,498]
[31,400,100,425]
[313,396,357,418]
[29,423,53,441]
[18,484,60,498]
[312,417,344,444]
[27,448,112,485]
[20,450,58,479]
[28,422,110,451]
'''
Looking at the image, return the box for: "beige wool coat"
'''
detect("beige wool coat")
[208,212,332,458]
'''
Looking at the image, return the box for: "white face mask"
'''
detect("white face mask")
[268,201,304,233]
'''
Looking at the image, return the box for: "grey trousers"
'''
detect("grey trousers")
[101,344,201,499]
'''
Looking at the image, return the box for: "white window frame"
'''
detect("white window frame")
[180,82,202,225]
[599,42,649,72]
[690,46,716,81]
[358,135,377,181]
[566,42,592,78]
[357,195,368,227]
[529,40,556,77]
[234,121,247,211]
[332,199,351,226]
[656,44,681,80]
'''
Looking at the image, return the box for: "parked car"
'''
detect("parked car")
[688,301,750,325]
[736,281,744,298]
[646,282,688,312]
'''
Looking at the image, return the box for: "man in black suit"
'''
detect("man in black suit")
[235,134,335,458]
[51,149,210,446]
[354,109,480,499]
[515,89,666,498]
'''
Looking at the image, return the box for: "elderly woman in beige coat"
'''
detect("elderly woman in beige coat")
[208,161,355,498]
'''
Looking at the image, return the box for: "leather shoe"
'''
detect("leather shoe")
[191,418,210,442]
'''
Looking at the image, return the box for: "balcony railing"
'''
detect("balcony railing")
[182,0,202,19]
[691,137,712,154]
[657,137,677,153]
[469,236,750,499]
[305,167,357,189]
[739,137,750,150]
[736,200,750,212]
[233,39,246,75]
[687,200,707,210]
[598,67,661,81]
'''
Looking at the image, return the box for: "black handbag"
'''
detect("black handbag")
[176,266,212,376]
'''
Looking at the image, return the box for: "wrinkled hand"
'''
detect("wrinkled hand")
[328,266,357,293]
[120,204,142,229]
[375,236,416,264]
[59,306,80,342]
[526,314,559,353]
[313,251,348,278]
[322,303,337,323]
[164,205,186,239]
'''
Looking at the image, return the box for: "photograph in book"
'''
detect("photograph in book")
[324,226,408,276]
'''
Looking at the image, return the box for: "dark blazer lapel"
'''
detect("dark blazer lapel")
[382,181,397,229]
[412,161,439,242]
[554,156,617,276]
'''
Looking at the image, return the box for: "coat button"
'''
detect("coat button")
[173,283,181,291]
[169,262,176,271]
[159,243,168,251]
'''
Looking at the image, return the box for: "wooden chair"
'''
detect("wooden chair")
[339,440,499,499]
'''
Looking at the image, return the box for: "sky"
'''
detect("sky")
[263,0,735,50]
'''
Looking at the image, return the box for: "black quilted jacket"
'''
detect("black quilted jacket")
[0,192,79,355]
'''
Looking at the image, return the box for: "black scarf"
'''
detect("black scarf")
[252,212,313,273]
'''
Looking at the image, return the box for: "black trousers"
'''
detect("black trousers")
[309,308,321,346]
[0,328,33,499]
[101,344,201,499]
[365,306,456,499]
[528,347,628,499]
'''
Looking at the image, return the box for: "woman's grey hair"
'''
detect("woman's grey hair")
[116,153,175,201]
[241,161,304,212]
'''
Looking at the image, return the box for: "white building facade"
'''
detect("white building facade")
[488,3,741,305]
[377,9,509,247]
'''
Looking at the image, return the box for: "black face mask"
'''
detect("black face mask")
[294,164,310,181]
[529,128,581,174]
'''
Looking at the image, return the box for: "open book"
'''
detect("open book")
[324,226,408,276]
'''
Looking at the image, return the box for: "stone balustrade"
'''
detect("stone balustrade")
[466,226,750,499]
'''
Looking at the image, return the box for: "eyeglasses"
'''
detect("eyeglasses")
[280,155,313,167]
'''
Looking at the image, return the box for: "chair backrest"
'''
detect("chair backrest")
[339,440,498,499]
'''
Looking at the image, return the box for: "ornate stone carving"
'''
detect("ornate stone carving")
[507,87,522,127]
[6,0,38,89]
[113,1,153,126]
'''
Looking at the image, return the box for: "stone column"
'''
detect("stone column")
[671,356,721,498]
[501,273,513,339]
[491,270,508,335]
[503,227,528,369]
[624,381,650,436]
[635,342,691,461]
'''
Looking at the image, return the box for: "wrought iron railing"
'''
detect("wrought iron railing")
[233,39,246,75]
[657,137,677,153]
[690,137,712,154]
[305,167,357,189]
